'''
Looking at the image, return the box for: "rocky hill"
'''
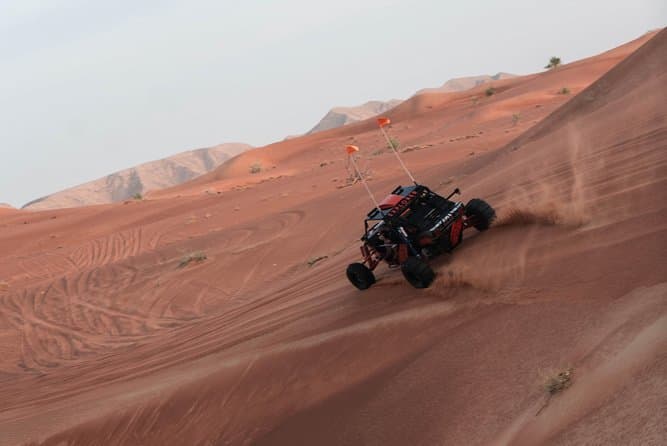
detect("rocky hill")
[23,143,251,210]
[307,99,402,134]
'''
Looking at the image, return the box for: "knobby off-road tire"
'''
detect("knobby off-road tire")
[465,198,496,231]
[346,263,376,290]
[401,257,435,289]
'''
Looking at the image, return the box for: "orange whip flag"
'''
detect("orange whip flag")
[343,144,381,212]
[377,117,391,128]
[376,117,417,184]
[346,145,360,155]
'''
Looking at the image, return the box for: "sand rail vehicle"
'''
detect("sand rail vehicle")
[345,117,495,290]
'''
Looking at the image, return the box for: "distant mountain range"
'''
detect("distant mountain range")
[23,143,251,210]
[305,73,515,136]
[307,99,402,135]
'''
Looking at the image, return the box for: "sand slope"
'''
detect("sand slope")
[0,30,664,446]
[260,28,667,446]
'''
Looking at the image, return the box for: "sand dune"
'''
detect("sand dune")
[415,72,516,95]
[0,205,20,217]
[0,30,664,446]
[22,143,251,211]
[304,73,517,137]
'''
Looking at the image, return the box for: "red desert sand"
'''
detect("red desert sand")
[0,30,665,445]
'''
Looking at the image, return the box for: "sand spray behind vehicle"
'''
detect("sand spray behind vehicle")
[433,123,597,294]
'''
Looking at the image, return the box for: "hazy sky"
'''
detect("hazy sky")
[1,1,664,207]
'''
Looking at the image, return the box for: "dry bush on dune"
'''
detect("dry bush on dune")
[387,137,400,150]
[338,158,373,188]
[250,162,262,174]
[536,368,573,415]
[179,251,207,268]
[545,369,573,395]
[307,255,328,267]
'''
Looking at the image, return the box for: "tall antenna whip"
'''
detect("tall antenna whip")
[345,145,382,214]
[376,117,417,185]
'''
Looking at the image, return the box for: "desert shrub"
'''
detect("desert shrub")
[512,113,521,126]
[179,251,207,268]
[558,87,570,95]
[132,193,143,200]
[544,369,572,395]
[545,57,562,70]
[485,87,496,97]
[307,255,328,267]
[387,138,400,150]
[535,367,574,415]
[249,162,262,174]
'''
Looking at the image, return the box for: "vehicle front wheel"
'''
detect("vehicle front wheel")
[465,198,496,231]
[401,257,435,289]
[346,263,376,290]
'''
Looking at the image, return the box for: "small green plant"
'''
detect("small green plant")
[558,87,570,95]
[471,96,480,106]
[387,138,400,150]
[485,87,496,97]
[545,56,562,70]
[179,251,207,268]
[132,192,143,200]
[512,113,521,126]
[249,162,262,174]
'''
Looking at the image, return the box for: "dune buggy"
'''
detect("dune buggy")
[346,184,495,289]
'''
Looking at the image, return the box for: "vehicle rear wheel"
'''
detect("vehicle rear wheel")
[346,263,376,290]
[401,257,435,289]
[465,198,496,231]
